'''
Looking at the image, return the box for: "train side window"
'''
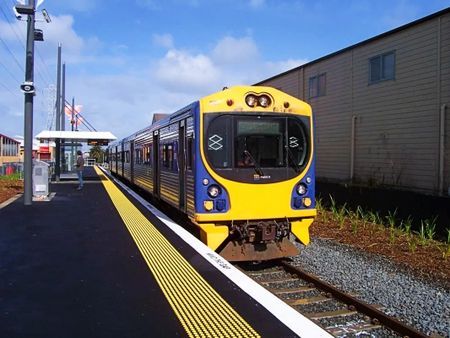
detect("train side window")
[186,136,194,170]
[168,143,174,170]
[135,148,142,164]
[125,150,130,163]
[162,144,168,168]
[287,117,308,168]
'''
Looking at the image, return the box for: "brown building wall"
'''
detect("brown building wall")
[258,9,450,196]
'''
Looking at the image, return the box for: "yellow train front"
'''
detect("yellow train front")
[194,86,316,261]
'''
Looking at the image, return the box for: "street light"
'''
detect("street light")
[14,0,49,205]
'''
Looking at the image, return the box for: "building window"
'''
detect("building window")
[369,51,395,83]
[309,73,326,98]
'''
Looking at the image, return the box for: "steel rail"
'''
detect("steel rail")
[280,260,429,338]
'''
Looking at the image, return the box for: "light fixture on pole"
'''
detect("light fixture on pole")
[14,0,51,205]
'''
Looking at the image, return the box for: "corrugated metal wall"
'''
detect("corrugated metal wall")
[259,11,450,196]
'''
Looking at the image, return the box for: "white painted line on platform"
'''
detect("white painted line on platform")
[100,167,332,338]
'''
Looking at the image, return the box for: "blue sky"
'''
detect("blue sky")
[0,0,448,140]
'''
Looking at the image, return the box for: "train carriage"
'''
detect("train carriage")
[108,86,316,261]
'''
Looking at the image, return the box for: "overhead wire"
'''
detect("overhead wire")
[0,1,54,88]
[0,79,19,97]
[64,102,98,132]
[0,35,24,73]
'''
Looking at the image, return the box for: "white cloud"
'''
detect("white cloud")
[211,36,260,65]
[152,33,174,49]
[35,15,84,55]
[265,58,308,75]
[0,12,308,141]
[155,49,220,93]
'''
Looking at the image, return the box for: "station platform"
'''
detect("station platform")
[0,166,331,338]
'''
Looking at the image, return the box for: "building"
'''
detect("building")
[257,7,450,196]
[0,133,21,166]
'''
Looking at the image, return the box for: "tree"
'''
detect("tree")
[89,145,105,163]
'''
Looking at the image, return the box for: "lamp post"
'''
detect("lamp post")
[15,1,48,205]
[16,0,37,205]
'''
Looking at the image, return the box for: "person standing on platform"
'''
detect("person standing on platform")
[76,150,85,190]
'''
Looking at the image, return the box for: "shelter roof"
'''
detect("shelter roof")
[35,130,117,142]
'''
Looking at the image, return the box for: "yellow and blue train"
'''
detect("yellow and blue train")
[108,86,316,261]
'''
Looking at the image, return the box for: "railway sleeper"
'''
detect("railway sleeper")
[307,308,359,320]
[287,295,331,305]
[326,322,383,336]
[269,286,316,294]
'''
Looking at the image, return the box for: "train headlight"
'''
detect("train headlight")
[202,178,209,186]
[258,95,271,108]
[306,177,312,184]
[207,185,221,198]
[203,200,214,211]
[245,94,258,107]
[296,183,308,195]
[303,197,312,207]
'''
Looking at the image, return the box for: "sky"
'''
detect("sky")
[0,0,449,141]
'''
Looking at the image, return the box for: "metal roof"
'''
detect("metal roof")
[35,130,117,142]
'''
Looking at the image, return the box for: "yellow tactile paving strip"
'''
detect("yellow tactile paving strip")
[94,167,260,338]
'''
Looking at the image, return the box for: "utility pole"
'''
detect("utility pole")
[61,63,66,172]
[55,44,61,181]
[21,0,36,206]
[71,97,75,169]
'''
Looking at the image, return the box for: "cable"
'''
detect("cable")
[0,79,19,97]
[64,101,98,132]
[0,4,26,51]
[0,57,22,84]
[0,2,53,89]
[0,36,24,73]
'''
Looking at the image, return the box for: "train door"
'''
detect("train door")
[114,145,118,173]
[130,141,135,184]
[153,131,160,198]
[120,142,124,176]
[178,120,186,211]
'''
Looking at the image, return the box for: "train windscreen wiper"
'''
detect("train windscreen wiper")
[287,147,300,173]
[244,150,264,176]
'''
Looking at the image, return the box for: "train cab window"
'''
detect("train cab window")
[206,115,232,168]
[235,119,285,168]
[205,113,310,183]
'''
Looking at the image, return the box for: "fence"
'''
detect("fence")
[0,162,23,178]
[0,161,55,178]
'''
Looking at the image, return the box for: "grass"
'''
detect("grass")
[319,194,445,254]
[444,229,450,259]
[0,173,22,181]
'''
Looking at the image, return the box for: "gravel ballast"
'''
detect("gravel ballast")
[292,238,450,337]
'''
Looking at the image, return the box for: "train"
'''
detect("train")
[107,86,316,261]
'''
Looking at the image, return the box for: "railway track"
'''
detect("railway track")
[237,260,429,338]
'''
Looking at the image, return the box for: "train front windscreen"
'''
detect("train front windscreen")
[204,113,310,183]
